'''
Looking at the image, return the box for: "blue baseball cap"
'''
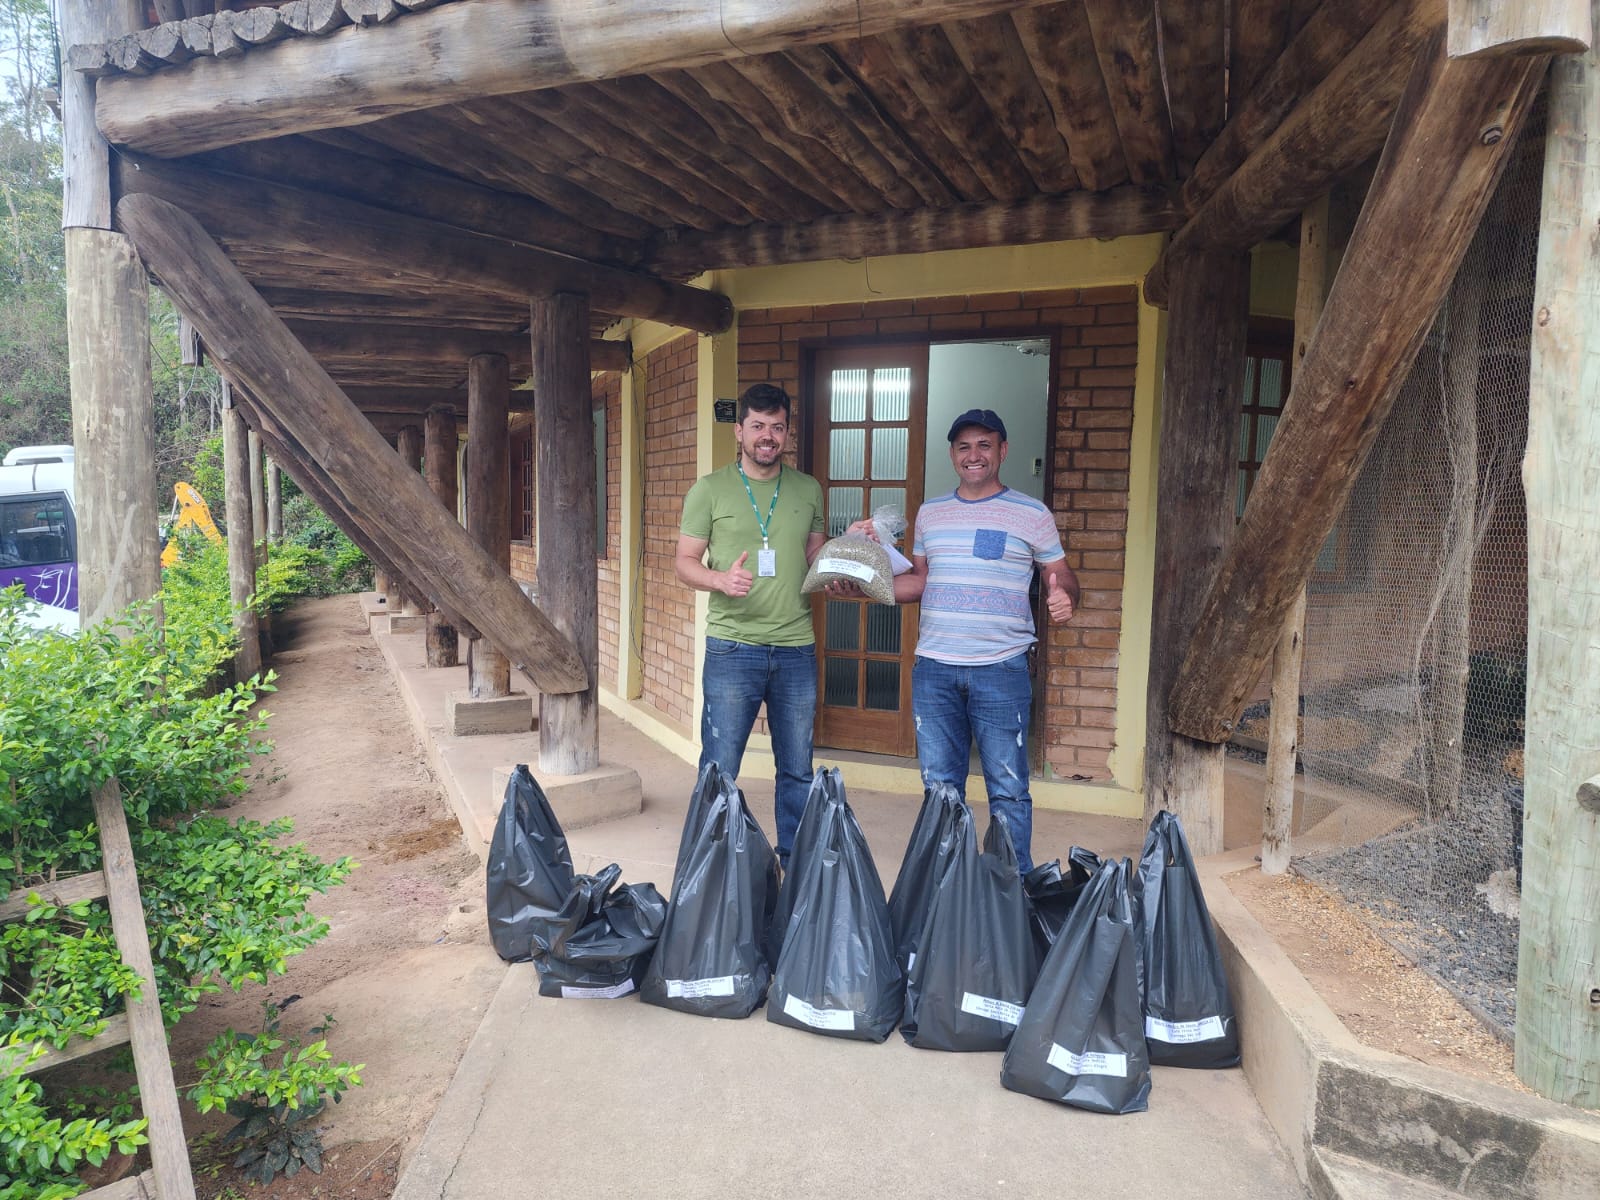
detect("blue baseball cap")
[947,408,1007,442]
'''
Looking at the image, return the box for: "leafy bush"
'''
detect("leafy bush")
[0,589,357,1198]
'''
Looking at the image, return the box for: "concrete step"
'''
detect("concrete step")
[1308,1148,1463,1200]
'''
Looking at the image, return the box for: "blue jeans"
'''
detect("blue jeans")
[698,637,816,861]
[912,653,1036,873]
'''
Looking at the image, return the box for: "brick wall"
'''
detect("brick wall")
[639,334,699,730]
[595,372,622,689]
[736,288,1139,782]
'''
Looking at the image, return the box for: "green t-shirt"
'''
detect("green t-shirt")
[680,463,825,647]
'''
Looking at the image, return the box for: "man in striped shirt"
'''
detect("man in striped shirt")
[891,408,1079,873]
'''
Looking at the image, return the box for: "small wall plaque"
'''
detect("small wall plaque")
[714,398,737,423]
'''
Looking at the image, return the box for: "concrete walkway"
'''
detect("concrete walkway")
[361,615,1306,1198]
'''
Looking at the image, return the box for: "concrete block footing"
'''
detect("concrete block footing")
[489,763,643,833]
[445,691,534,736]
[387,612,427,634]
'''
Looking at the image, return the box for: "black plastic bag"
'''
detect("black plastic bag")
[767,767,835,963]
[767,768,903,1042]
[1001,859,1151,1115]
[641,765,779,1019]
[485,765,576,962]
[1023,845,1102,959]
[886,783,966,974]
[902,810,1038,1051]
[1134,810,1240,1069]
[532,863,668,999]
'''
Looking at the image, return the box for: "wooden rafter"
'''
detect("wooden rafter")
[1082,0,1174,183]
[283,320,630,377]
[92,0,1067,156]
[1159,0,1227,173]
[1164,32,1548,743]
[112,155,733,332]
[1229,0,1296,105]
[643,184,1181,275]
[1011,4,1129,191]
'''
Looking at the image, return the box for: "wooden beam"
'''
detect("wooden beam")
[118,192,588,695]
[1181,0,1419,218]
[1229,0,1295,106]
[93,0,1066,156]
[1159,0,1228,174]
[1515,13,1600,1108]
[341,386,469,413]
[1082,0,1175,184]
[283,320,631,376]
[1145,0,1441,306]
[113,155,731,333]
[196,137,638,267]
[222,392,262,682]
[1011,5,1129,190]
[1144,247,1250,854]
[1164,33,1547,744]
[534,293,598,775]
[424,406,460,667]
[644,184,1181,275]
[256,288,524,330]
[1449,0,1590,57]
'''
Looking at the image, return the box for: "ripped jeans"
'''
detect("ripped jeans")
[911,653,1036,873]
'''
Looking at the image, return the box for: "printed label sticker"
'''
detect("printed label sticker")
[782,994,857,1031]
[1046,1043,1129,1078]
[960,992,1025,1026]
[560,979,636,1000]
[665,975,737,999]
[1144,1015,1226,1043]
[818,557,878,583]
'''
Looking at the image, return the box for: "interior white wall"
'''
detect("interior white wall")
[925,340,1052,503]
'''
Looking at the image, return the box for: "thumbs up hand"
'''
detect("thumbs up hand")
[1046,572,1074,625]
[722,551,754,598]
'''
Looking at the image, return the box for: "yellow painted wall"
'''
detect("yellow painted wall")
[601,236,1169,819]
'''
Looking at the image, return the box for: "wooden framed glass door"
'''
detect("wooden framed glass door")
[811,344,928,756]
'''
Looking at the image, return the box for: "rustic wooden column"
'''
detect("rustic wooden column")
[466,354,513,699]
[247,428,266,549]
[534,293,598,774]
[1262,197,1330,875]
[222,395,262,682]
[424,406,460,667]
[395,423,427,619]
[1449,0,1591,57]
[1144,248,1250,853]
[1516,13,1600,1107]
[266,458,283,541]
[62,0,160,629]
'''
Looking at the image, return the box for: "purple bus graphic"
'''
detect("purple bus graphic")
[0,465,76,615]
[0,560,77,611]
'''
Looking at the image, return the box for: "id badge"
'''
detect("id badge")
[757,547,777,577]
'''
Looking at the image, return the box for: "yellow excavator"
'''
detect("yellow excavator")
[159,481,223,568]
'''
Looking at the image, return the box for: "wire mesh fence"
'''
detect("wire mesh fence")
[1247,105,1543,1038]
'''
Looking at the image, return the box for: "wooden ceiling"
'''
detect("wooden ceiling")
[88,0,1396,407]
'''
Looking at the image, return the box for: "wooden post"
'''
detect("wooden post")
[247,428,266,549]
[1262,196,1330,876]
[63,0,158,631]
[222,395,262,682]
[466,354,513,699]
[1145,248,1250,854]
[424,405,460,667]
[395,423,427,618]
[1449,0,1591,57]
[92,779,197,1200]
[266,458,283,541]
[534,294,598,774]
[1515,10,1600,1107]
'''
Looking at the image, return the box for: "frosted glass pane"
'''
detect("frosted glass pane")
[824,658,859,708]
[825,600,860,652]
[828,487,863,536]
[1239,412,1251,459]
[830,369,868,423]
[870,487,906,520]
[865,604,901,655]
[1242,357,1257,405]
[1256,413,1279,463]
[1237,470,1249,519]
[865,660,900,711]
[872,367,911,421]
[872,427,908,480]
[830,428,865,480]
[1259,358,1285,409]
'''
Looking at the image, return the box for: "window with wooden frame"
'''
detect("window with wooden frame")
[510,427,534,541]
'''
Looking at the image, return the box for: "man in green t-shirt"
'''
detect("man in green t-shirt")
[676,383,825,864]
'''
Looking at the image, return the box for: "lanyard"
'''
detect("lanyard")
[738,461,781,549]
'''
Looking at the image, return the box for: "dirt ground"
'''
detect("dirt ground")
[1227,868,1521,1090]
[155,595,504,1199]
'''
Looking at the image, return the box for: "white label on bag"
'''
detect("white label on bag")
[1144,1015,1226,1044]
[906,952,916,973]
[783,994,857,1031]
[817,557,878,583]
[665,975,737,999]
[560,979,636,1000]
[961,992,1025,1026]
[1047,1043,1129,1078]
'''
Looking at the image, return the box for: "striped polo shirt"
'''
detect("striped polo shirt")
[913,487,1066,665]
